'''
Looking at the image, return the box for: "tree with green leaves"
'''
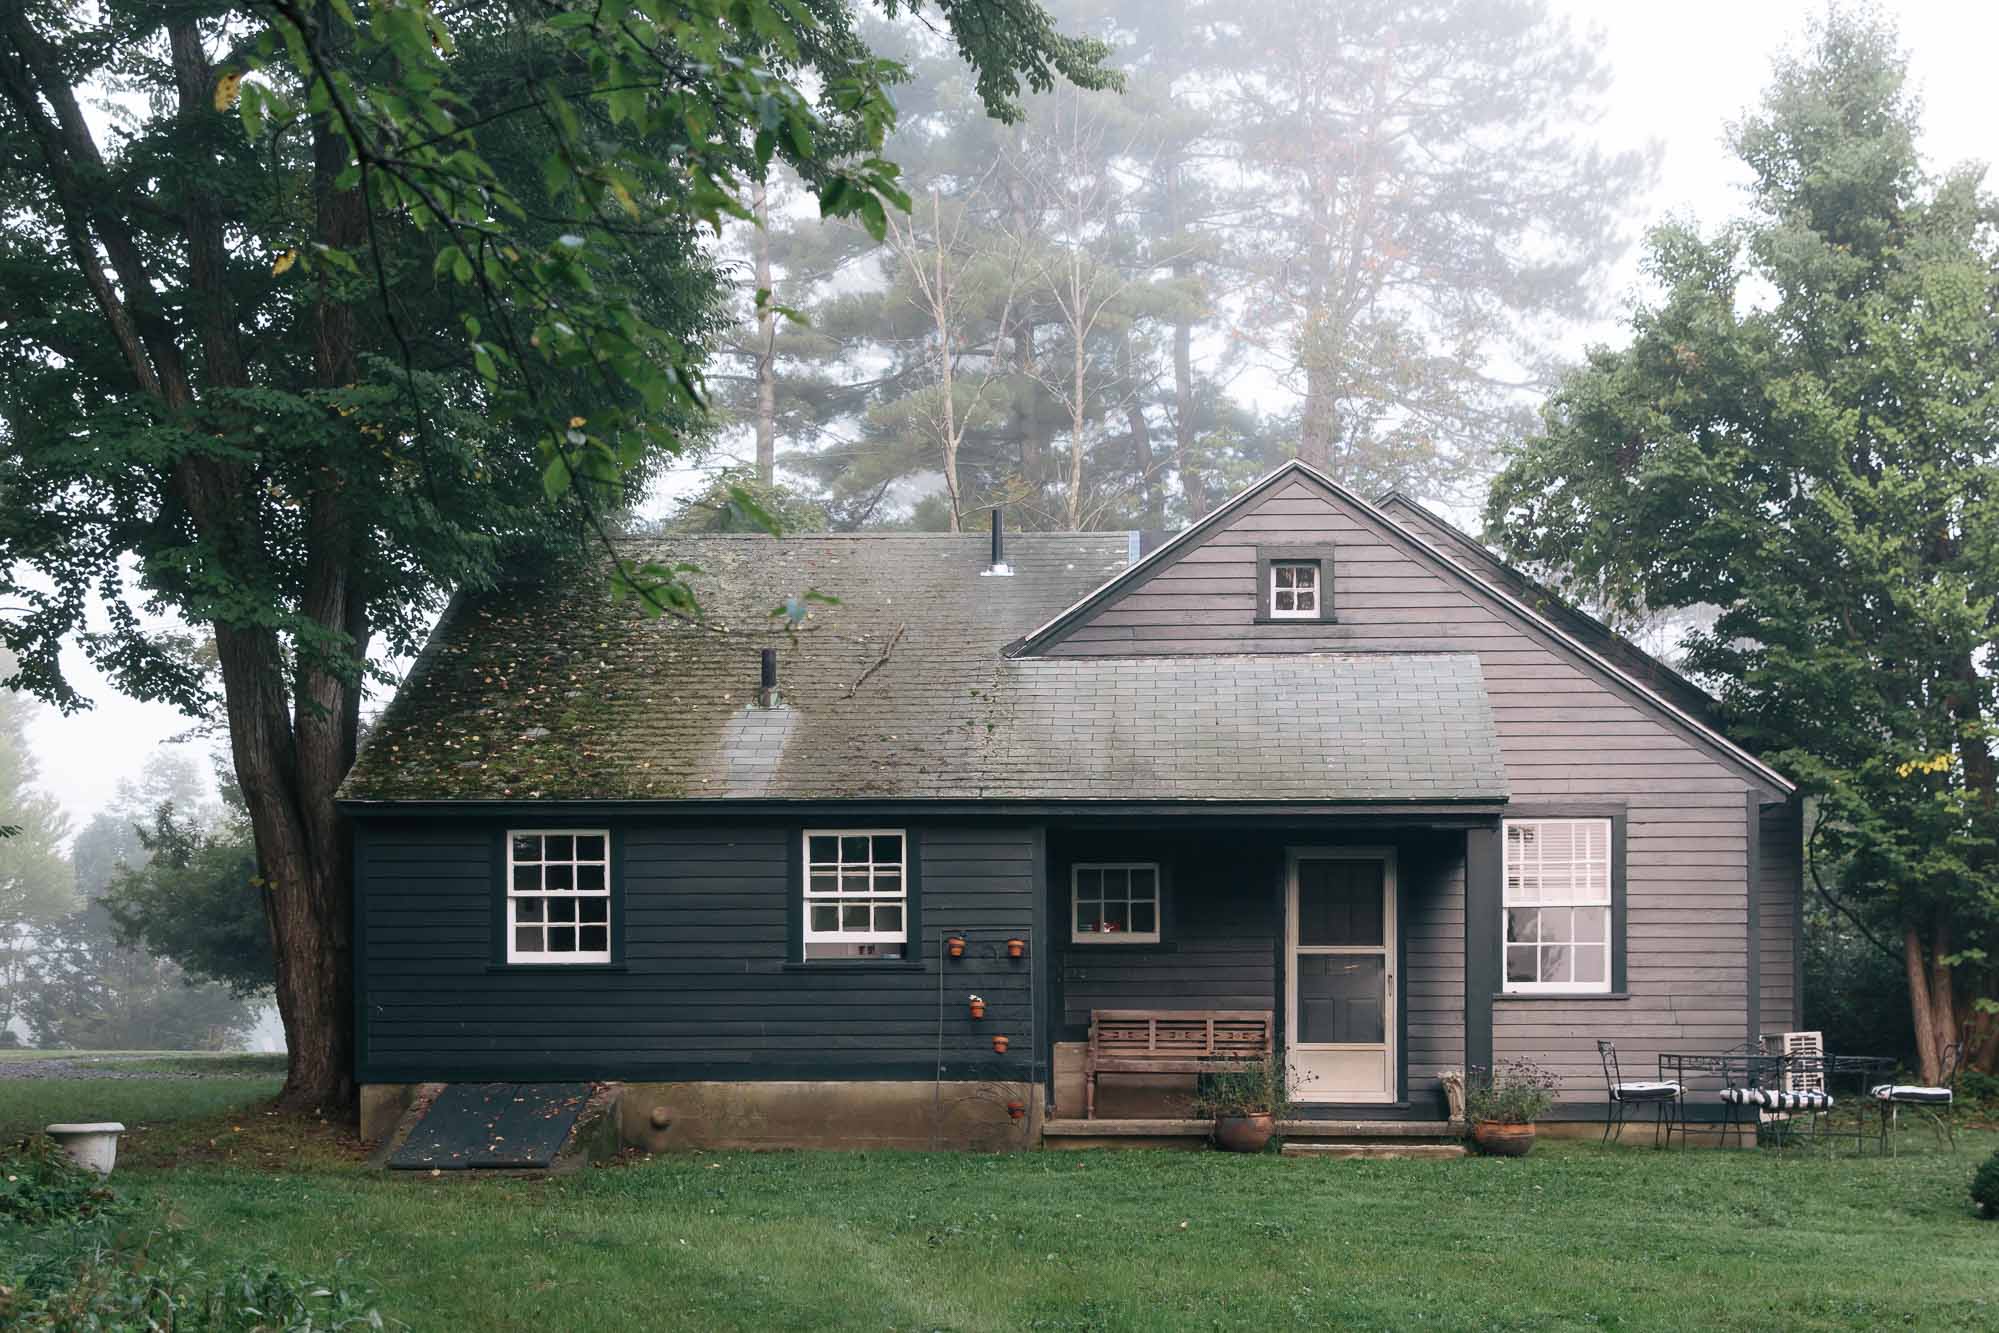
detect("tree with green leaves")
[1488,12,1999,1079]
[0,1,1110,1110]
[0,660,73,1039]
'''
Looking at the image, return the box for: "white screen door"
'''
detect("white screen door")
[1286,848,1396,1103]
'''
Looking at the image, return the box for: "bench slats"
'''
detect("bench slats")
[1084,1008,1275,1119]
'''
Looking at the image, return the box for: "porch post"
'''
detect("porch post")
[1464,823,1500,1075]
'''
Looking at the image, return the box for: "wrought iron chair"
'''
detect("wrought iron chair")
[1716,1051,1833,1149]
[1597,1040,1682,1146]
[1872,1035,1963,1154]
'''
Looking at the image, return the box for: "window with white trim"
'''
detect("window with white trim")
[803,830,906,959]
[1269,561,1320,618]
[1503,818,1611,993]
[1072,862,1161,943]
[508,831,611,963]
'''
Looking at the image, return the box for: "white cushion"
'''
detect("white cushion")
[1611,1081,1681,1100]
[1872,1084,1952,1104]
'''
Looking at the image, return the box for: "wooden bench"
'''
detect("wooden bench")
[1084,1009,1275,1119]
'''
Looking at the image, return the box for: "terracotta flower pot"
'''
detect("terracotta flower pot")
[991,1034,1009,1054]
[947,936,966,958]
[969,998,985,1019]
[1006,1100,1026,1122]
[1213,1114,1275,1153]
[1006,938,1025,958]
[1472,1120,1536,1157]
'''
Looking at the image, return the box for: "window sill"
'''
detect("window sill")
[1252,613,1338,626]
[488,963,628,974]
[783,960,928,972]
[1065,941,1178,954]
[1494,991,1628,1002]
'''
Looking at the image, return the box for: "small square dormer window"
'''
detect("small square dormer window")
[1255,548,1336,624]
[1270,562,1319,618]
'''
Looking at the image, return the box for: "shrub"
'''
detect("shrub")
[0,1137,121,1229]
[1190,1056,1298,1120]
[1973,1151,1999,1220]
[1465,1060,1559,1125]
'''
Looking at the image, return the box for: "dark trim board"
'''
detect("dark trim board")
[1745,790,1761,1045]
[343,799,1507,821]
[1464,824,1499,1074]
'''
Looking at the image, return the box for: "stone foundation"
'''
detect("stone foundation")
[617,1080,1043,1152]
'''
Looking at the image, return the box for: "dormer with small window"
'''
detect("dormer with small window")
[1254,547,1337,624]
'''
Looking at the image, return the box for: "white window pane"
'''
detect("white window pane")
[579,897,608,924]
[1131,867,1156,899]
[577,863,606,892]
[579,925,608,953]
[1574,945,1607,985]
[874,904,902,933]
[512,835,541,862]
[872,834,902,864]
[548,926,576,952]
[1505,908,1538,943]
[841,903,869,930]
[1575,906,1609,944]
[811,903,838,932]
[840,835,869,863]
[548,898,576,924]
[545,864,573,892]
[1506,944,1537,984]
[1541,943,1571,984]
[809,835,837,863]
[1077,900,1096,933]
[1274,566,1294,589]
[514,897,543,923]
[1275,589,1294,610]
[810,872,837,895]
[1076,868,1101,896]
[512,865,538,893]
[545,834,573,861]
[514,926,541,954]
[1295,588,1315,611]
[1129,901,1156,935]
[874,870,902,896]
[575,834,605,861]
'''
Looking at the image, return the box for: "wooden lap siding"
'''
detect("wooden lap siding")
[1039,476,1766,1104]
[356,820,1039,1083]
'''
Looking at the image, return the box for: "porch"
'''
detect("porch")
[1041,819,1485,1128]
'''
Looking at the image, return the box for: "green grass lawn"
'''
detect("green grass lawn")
[6,1072,1997,1331]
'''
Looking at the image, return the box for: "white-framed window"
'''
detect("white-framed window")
[1072,862,1161,943]
[803,829,907,959]
[508,830,611,964]
[1269,561,1320,618]
[1503,818,1612,993]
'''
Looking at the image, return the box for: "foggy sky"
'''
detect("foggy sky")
[21,0,1999,828]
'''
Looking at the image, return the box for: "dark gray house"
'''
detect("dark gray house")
[341,461,1800,1149]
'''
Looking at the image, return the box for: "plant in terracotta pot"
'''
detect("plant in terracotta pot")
[1006,1100,1026,1122]
[968,994,985,1019]
[1005,938,1025,959]
[1464,1060,1557,1156]
[1190,1055,1295,1153]
[991,1034,1009,1054]
[946,936,967,958]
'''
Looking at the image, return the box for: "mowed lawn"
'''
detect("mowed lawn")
[6,1073,1997,1331]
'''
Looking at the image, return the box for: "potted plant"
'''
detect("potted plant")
[1005,938,1025,959]
[1190,1055,1294,1153]
[1006,1100,1026,1122]
[946,936,966,958]
[1464,1060,1557,1156]
[968,994,985,1019]
[991,1034,1009,1054]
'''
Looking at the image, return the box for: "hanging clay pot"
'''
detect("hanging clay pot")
[947,936,966,958]
[1006,938,1025,959]
[992,1034,1009,1054]
[1006,1101,1026,1122]
[968,996,985,1019]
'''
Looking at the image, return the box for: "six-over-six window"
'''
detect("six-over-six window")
[1072,862,1161,943]
[1503,818,1611,993]
[804,830,907,959]
[508,831,611,963]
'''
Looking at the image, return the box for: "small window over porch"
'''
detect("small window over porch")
[1072,863,1161,943]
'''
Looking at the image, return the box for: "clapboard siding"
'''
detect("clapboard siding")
[1050,831,1465,1100]
[1041,476,1779,1101]
[356,819,1040,1082]
[1758,799,1803,1034]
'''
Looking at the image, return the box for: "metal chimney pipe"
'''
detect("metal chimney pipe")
[982,507,1013,577]
[757,647,780,708]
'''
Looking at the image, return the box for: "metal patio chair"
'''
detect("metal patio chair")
[1872,1036,1963,1154]
[1716,1051,1833,1149]
[1597,1040,1682,1147]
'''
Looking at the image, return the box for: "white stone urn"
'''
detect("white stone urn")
[45,1122,126,1176]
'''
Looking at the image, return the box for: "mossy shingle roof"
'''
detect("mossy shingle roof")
[340,532,1507,804]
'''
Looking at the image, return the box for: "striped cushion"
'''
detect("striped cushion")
[1611,1081,1681,1101]
[1719,1087,1832,1110]
[1872,1084,1952,1104]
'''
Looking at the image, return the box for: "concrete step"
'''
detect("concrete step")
[1281,1141,1468,1160]
[1041,1117,1466,1143]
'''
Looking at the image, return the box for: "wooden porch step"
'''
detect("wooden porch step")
[1040,1118,1464,1141]
[1281,1141,1467,1160]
